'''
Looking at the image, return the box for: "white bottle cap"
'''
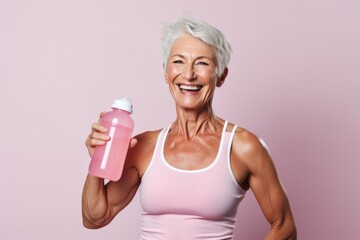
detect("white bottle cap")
[111,98,133,113]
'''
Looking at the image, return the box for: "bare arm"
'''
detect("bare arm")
[81,113,140,229]
[233,130,297,239]
[82,165,140,229]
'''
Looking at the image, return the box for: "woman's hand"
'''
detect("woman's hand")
[85,112,138,158]
[85,112,109,158]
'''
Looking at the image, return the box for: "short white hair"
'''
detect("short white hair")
[162,16,232,77]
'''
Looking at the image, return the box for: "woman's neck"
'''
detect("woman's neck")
[172,105,221,140]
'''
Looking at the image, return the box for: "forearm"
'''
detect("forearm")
[265,231,297,240]
[264,221,297,240]
[82,174,110,228]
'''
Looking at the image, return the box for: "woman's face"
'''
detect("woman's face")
[165,34,220,111]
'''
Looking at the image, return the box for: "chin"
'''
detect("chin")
[176,100,209,111]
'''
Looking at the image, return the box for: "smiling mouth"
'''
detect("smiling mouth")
[178,84,202,92]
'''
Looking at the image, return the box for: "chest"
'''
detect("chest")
[163,134,220,170]
[140,133,245,219]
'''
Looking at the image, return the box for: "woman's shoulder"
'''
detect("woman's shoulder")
[225,120,258,139]
[135,128,163,140]
[131,127,166,155]
[228,123,272,172]
[126,128,164,172]
[227,122,268,159]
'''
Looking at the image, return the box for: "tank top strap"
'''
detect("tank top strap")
[226,124,237,156]
[223,120,228,132]
[230,124,237,138]
[142,126,170,178]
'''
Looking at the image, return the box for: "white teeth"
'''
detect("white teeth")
[179,85,201,91]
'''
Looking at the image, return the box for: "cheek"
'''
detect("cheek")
[166,65,182,80]
[200,72,217,84]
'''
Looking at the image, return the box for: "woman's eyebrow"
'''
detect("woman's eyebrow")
[170,54,185,59]
[170,54,212,60]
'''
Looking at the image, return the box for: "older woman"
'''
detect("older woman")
[82,17,297,239]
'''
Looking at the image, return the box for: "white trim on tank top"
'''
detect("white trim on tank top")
[141,121,247,192]
[160,121,228,173]
[227,125,247,192]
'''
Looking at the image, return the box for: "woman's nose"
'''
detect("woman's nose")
[182,63,196,81]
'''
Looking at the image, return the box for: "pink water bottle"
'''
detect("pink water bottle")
[89,98,134,181]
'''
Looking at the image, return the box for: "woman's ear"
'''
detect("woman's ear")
[216,67,228,87]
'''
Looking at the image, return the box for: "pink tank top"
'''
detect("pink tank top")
[139,121,246,240]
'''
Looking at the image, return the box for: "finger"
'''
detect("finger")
[129,138,138,148]
[92,122,107,133]
[85,130,109,147]
[88,138,107,147]
[98,111,106,122]
[92,132,110,141]
[85,135,101,148]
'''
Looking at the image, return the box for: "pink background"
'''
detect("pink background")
[1,0,359,239]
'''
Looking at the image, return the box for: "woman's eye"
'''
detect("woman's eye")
[173,60,184,64]
[196,61,209,66]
